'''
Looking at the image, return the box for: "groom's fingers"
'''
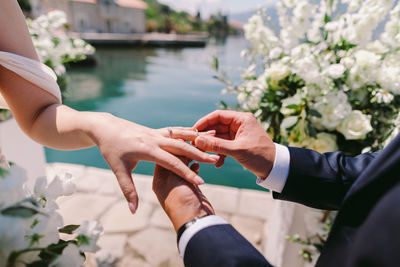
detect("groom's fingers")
[161,138,220,163]
[113,163,138,215]
[194,135,237,156]
[193,110,239,131]
[154,148,205,185]
[166,127,216,141]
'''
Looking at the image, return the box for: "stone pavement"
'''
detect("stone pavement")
[47,163,275,267]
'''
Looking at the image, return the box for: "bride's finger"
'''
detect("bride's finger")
[158,127,216,141]
[153,148,205,185]
[160,138,220,163]
[111,162,139,214]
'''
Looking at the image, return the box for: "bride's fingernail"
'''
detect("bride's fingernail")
[209,155,220,161]
[194,175,205,185]
[128,202,137,214]
[206,130,216,135]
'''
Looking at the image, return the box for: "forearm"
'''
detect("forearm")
[29,104,105,150]
[273,147,378,209]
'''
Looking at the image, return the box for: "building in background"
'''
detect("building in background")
[31,0,147,33]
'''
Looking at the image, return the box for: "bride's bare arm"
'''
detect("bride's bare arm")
[0,0,218,213]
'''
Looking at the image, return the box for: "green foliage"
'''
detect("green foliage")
[286,211,334,263]
[18,0,31,12]
[59,224,80,234]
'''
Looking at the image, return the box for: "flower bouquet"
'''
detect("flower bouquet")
[0,151,102,267]
[217,0,400,154]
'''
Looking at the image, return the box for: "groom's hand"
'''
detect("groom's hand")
[193,110,275,179]
[153,158,214,232]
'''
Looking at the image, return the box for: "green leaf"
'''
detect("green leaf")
[58,224,80,234]
[76,234,91,247]
[285,104,299,110]
[324,14,331,24]
[307,124,317,138]
[211,56,219,71]
[309,109,322,118]
[1,205,39,218]
[219,100,228,110]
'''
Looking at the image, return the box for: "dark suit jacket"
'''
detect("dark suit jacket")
[184,135,400,267]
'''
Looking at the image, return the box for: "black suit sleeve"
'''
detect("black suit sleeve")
[183,224,272,267]
[273,147,379,210]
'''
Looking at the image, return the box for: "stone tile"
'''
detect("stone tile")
[75,175,103,193]
[95,234,127,265]
[231,215,264,247]
[237,189,274,220]
[45,165,57,180]
[200,184,239,213]
[127,228,179,266]
[217,212,231,223]
[117,257,151,267]
[100,200,153,234]
[132,174,158,205]
[167,254,185,267]
[58,193,117,225]
[150,207,173,230]
[50,163,86,179]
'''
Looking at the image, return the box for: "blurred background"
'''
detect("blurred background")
[18,0,278,190]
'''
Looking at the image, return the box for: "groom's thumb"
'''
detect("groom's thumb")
[195,136,236,156]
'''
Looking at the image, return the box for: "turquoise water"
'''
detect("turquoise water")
[45,37,267,191]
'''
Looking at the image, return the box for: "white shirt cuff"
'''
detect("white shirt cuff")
[256,143,290,193]
[178,215,228,258]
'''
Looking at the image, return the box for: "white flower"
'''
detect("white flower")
[34,173,76,203]
[337,110,373,140]
[0,165,28,208]
[306,133,338,153]
[269,47,283,59]
[0,215,27,266]
[280,116,299,136]
[266,61,290,82]
[74,221,103,252]
[371,89,394,104]
[50,244,85,267]
[324,64,346,79]
[311,91,352,131]
[280,93,303,115]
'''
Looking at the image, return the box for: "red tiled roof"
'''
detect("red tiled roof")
[115,0,147,9]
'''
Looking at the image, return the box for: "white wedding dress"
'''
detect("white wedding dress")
[0,51,62,109]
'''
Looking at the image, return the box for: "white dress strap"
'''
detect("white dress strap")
[0,51,62,109]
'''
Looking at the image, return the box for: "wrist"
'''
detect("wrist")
[79,111,115,143]
[168,205,211,232]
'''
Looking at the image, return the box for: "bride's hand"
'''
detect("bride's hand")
[88,113,218,214]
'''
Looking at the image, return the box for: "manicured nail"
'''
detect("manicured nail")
[206,130,216,135]
[194,175,205,185]
[209,154,220,161]
[197,137,205,147]
[128,202,137,214]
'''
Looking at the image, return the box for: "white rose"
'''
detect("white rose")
[306,133,338,153]
[266,62,290,82]
[324,64,346,79]
[337,110,373,140]
[311,91,352,131]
